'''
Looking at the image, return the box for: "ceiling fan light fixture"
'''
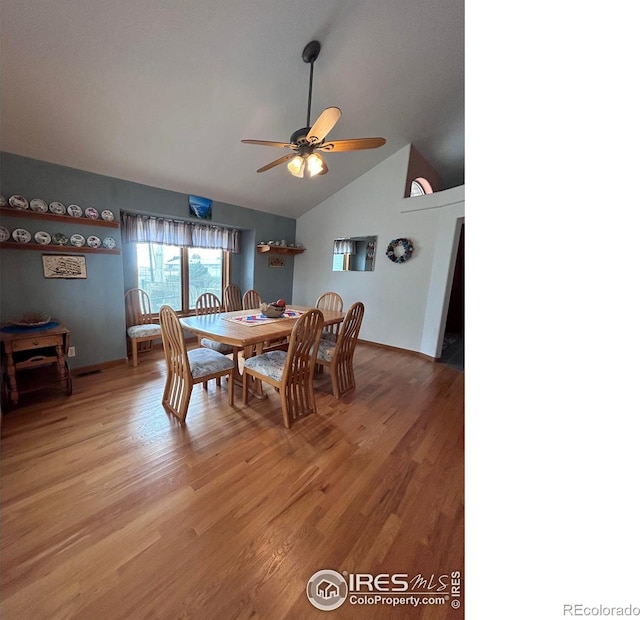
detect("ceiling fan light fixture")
[307,152,324,177]
[242,40,386,176]
[287,155,305,178]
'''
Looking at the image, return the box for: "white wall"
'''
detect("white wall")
[293,144,464,358]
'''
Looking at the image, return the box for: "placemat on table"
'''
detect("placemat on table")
[222,309,304,326]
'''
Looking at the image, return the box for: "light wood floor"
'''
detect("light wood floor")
[1,343,464,619]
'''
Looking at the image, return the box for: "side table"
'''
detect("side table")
[1,320,73,409]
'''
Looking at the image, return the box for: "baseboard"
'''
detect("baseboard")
[71,358,128,377]
[358,339,439,362]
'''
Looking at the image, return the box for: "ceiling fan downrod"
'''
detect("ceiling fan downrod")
[302,40,321,131]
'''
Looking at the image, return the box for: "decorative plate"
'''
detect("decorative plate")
[70,233,86,247]
[34,231,52,245]
[87,235,101,249]
[30,198,49,213]
[102,236,116,249]
[49,201,66,214]
[0,226,10,242]
[1,195,9,207]
[85,207,99,219]
[9,312,51,328]
[12,228,32,243]
[101,209,114,221]
[67,204,83,217]
[52,232,69,245]
[9,195,29,209]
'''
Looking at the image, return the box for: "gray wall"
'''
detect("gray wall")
[293,145,464,358]
[1,152,296,369]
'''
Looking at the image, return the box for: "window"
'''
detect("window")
[410,177,434,197]
[136,242,227,313]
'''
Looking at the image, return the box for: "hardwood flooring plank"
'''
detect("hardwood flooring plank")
[1,343,464,619]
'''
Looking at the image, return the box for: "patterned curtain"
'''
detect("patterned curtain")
[121,212,239,253]
[333,239,356,255]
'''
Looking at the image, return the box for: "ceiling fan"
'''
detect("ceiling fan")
[241,40,386,178]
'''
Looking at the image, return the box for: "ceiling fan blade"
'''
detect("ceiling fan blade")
[306,107,342,145]
[317,137,386,152]
[241,139,295,149]
[256,153,297,173]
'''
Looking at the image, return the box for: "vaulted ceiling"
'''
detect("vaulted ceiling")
[1,0,464,219]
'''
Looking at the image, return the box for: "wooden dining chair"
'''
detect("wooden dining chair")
[242,309,324,428]
[242,288,287,350]
[315,291,344,341]
[124,287,162,367]
[159,305,234,422]
[195,291,223,314]
[242,289,262,310]
[315,302,365,398]
[195,292,234,355]
[223,284,242,312]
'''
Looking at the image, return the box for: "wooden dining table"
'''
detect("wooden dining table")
[180,305,345,397]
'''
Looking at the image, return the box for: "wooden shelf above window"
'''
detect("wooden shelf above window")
[256,244,305,255]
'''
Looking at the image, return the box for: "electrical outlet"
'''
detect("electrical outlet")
[68,346,76,357]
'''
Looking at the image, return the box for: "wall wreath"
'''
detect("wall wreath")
[386,238,414,263]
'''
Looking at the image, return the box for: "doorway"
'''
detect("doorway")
[440,222,464,370]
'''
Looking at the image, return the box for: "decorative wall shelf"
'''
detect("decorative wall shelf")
[0,206,119,228]
[0,242,120,255]
[257,244,305,255]
[1,206,120,254]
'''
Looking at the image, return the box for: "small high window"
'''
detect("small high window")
[410,178,433,197]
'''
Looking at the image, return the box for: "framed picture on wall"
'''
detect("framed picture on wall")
[268,256,285,268]
[188,194,212,219]
[42,254,87,279]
